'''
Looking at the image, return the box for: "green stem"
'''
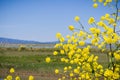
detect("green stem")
[108,44,112,68]
[114,0,119,33]
[78,21,85,31]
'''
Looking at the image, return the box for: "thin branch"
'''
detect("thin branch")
[114,0,119,33]
[78,21,85,31]
[93,22,99,28]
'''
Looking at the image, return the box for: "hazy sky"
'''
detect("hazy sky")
[0,0,114,42]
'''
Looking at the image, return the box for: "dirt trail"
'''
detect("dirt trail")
[0,69,59,80]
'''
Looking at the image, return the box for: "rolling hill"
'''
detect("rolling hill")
[0,37,57,44]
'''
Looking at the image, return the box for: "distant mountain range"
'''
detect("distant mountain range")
[0,37,58,44]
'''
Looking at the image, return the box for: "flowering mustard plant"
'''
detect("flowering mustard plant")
[47,0,120,80]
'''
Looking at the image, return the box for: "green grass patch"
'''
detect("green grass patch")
[0,47,109,80]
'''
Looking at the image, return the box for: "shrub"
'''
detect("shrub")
[18,45,26,51]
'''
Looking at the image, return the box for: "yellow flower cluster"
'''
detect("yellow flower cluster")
[88,13,120,46]
[52,13,120,79]
[90,27,100,34]
[104,68,120,79]
[4,68,34,80]
[99,13,117,27]
[54,32,105,79]
[92,0,113,8]
[114,51,120,60]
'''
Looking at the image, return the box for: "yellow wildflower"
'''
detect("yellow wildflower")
[105,13,110,18]
[56,33,62,39]
[64,67,68,72]
[104,2,107,6]
[15,76,20,80]
[81,74,85,79]
[74,68,79,74]
[70,72,74,77]
[101,16,105,20]
[29,75,34,80]
[114,52,120,60]
[66,35,70,39]
[61,58,65,62]
[58,78,61,80]
[55,69,59,74]
[78,31,85,37]
[60,50,65,54]
[104,36,112,44]
[68,25,74,31]
[79,41,85,46]
[93,3,98,8]
[7,75,12,80]
[104,69,113,77]
[53,51,58,55]
[97,21,106,27]
[62,76,65,79]
[45,57,51,63]
[87,55,94,62]
[68,66,72,70]
[113,72,119,79]
[65,59,69,63]
[74,16,80,22]
[10,68,15,73]
[113,23,117,27]
[88,17,95,24]
[59,37,65,42]
[93,56,98,61]
[88,35,92,39]
[109,18,115,24]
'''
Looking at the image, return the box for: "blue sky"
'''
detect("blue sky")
[0,0,113,42]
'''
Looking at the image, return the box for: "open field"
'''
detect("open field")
[0,47,108,80]
[0,43,55,48]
